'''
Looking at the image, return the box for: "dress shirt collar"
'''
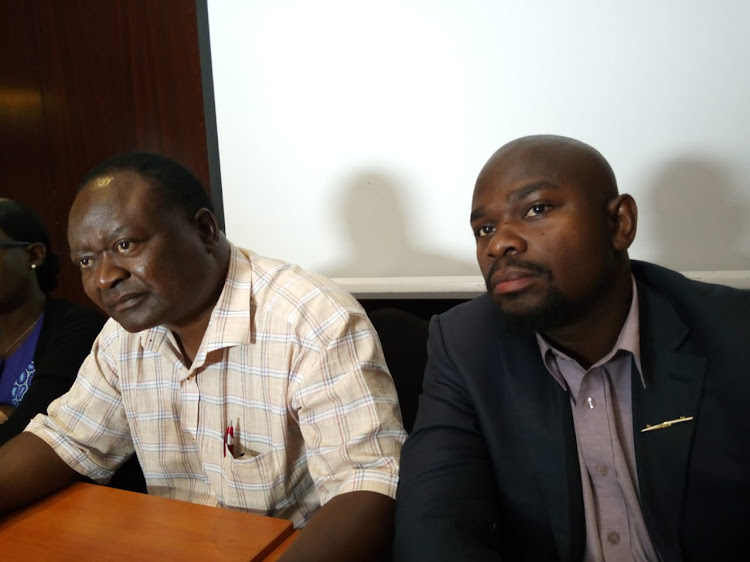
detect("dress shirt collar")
[137,242,255,373]
[536,276,645,390]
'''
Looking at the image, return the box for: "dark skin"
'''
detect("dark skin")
[0,432,78,512]
[471,135,638,367]
[279,491,395,562]
[68,171,231,362]
[1,172,395,560]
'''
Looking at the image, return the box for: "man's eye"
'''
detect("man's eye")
[525,204,550,218]
[116,241,132,253]
[475,225,495,238]
[78,258,91,269]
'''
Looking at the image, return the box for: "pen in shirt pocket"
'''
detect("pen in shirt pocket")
[223,418,237,457]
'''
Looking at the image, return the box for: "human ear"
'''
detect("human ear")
[193,208,220,247]
[608,194,637,251]
[26,242,47,269]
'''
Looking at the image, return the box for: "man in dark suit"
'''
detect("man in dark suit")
[394,135,750,561]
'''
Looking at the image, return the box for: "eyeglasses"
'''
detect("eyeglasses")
[0,241,32,248]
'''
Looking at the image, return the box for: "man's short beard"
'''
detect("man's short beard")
[500,287,580,335]
[483,258,579,335]
[496,272,613,336]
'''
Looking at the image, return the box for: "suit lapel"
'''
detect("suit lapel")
[500,330,585,562]
[633,281,706,559]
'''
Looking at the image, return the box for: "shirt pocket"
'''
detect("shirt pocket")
[220,447,281,514]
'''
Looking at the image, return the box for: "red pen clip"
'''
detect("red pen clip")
[223,418,234,458]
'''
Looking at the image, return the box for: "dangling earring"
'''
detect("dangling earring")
[30,264,37,270]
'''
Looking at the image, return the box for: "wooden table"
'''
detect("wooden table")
[0,482,294,561]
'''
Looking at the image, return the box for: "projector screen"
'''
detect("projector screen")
[206,0,750,285]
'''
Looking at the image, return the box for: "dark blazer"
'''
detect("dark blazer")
[0,299,104,446]
[394,261,750,561]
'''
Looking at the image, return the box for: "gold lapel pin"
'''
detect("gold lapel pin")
[641,416,694,432]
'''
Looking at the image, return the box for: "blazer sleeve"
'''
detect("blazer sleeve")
[394,314,502,561]
[0,300,105,446]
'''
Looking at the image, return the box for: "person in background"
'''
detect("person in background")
[0,154,405,562]
[0,199,104,446]
[394,135,750,561]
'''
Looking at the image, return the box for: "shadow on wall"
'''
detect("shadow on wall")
[646,158,750,272]
[322,171,479,278]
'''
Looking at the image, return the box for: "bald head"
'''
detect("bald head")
[470,133,638,340]
[478,134,619,208]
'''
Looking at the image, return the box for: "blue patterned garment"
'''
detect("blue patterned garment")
[10,362,36,406]
[0,314,44,407]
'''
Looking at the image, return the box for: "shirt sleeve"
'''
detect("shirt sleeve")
[292,307,407,504]
[24,321,135,483]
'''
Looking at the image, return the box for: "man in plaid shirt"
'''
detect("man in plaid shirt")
[0,153,406,561]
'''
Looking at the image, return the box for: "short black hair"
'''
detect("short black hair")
[78,152,214,216]
[0,199,60,293]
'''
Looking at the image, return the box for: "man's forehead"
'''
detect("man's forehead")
[81,169,147,194]
[493,139,582,172]
[476,158,562,199]
[477,140,601,197]
[92,175,116,189]
[77,172,152,209]
[71,175,154,233]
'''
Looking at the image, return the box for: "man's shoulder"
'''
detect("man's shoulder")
[439,293,500,323]
[237,247,368,336]
[632,260,750,311]
[246,251,360,306]
[434,293,507,343]
[633,260,750,341]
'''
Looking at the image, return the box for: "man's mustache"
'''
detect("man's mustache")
[485,258,551,284]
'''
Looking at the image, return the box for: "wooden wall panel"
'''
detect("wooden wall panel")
[34,0,209,183]
[0,0,210,307]
[0,0,56,240]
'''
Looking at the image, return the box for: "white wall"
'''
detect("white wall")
[207,0,750,282]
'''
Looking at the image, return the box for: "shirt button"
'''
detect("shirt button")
[596,465,608,477]
[586,397,596,409]
[608,531,621,545]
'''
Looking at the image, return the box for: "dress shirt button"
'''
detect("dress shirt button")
[608,531,621,545]
[596,465,608,477]
[586,397,596,409]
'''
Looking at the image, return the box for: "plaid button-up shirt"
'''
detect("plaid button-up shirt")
[28,244,406,528]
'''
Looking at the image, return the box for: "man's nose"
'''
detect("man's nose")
[93,253,129,289]
[486,222,527,258]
